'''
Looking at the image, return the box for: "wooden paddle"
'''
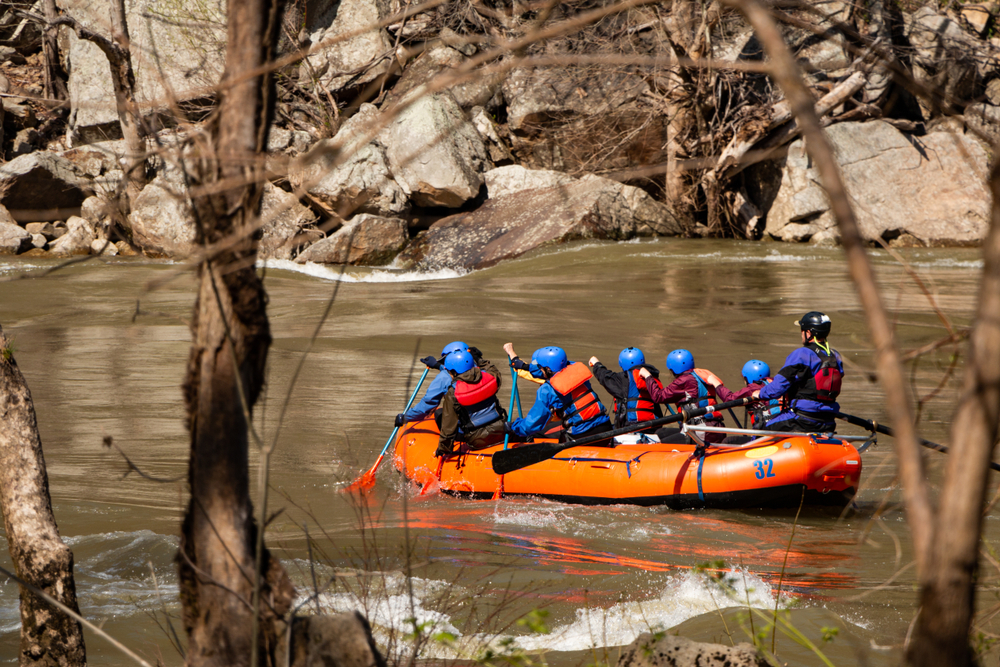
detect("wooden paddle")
[835,411,1000,472]
[491,398,749,475]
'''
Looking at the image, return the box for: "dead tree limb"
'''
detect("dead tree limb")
[41,0,67,102]
[178,0,294,665]
[721,0,934,575]
[0,324,86,667]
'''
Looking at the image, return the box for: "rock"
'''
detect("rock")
[0,223,32,255]
[503,66,648,132]
[766,120,990,246]
[116,240,140,256]
[300,0,393,94]
[91,238,118,255]
[397,176,683,270]
[484,165,576,199]
[471,107,513,164]
[49,216,96,256]
[382,92,490,207]
[259,184,322,260]
[961,3,994,35]
[617,632,764,667]
[126,175,196,257]
[290,104,408,218]
[382,45,504,111]
[986,79,1000,105]
[80,196,109,227]
[0,152,92,222]
[62,0,225,144]
[30,234,48,250]
[966,102,1000,145]
[296,214,408,265]
[0,204,15,227]
[12,128,37,156]
[906,7,983,109]
[278,611,386,667]
[25,222,57,240]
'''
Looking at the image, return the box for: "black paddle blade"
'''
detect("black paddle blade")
[492,442,563,475]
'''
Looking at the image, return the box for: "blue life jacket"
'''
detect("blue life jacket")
[624,368,660,425]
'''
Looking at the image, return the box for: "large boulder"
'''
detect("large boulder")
[0,223,31,255]
[396,175,683,270]
[0,152,92,222]
[906,6,984,111]
[49,216,96,256]
[61,0,225,144]
[295,214,408,265]
[382,45,504,111]
[301,0,394,94]
[382,92,490,207]
[259,183,322,261]
[290,104,408,218]
[484,165,575,199]
[765,120,990,246]
[503,67,648,132]
[127,174,197,257]
[617,632,763,667]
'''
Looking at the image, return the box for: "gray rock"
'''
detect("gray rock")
[49,216,96,256]
[0,223,32,255]
[383,92,490,208]
[116,240,140,256]
[0,204,15,227]
[986,78,1000,105]
[617,632,764,667]
[25,222,57,240]
[766,121,990,246]
[30,234,48,250]
[0,152,92,221]
[62,0,226,144]
[296,214,408,266]
[259,183,322,261]
[485,165,575,199]
[383,45,504,111]
[80,196,110,227]
[301,0,393,94]
[290,104,408,218]
[127,175,196,257]
[91,238,118,255]
[471,108,513,164]
[503,66,648,132]
[397,175,683,270]
[906,7,983,109]
[12,128,37,156]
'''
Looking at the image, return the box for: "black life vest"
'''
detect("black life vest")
[796,343,843,403]
[549,363,604,427]
[454,372,502,430]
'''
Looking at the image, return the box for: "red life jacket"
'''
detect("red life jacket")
[454,372,502,430]
[625,368,658,422]
[455,372,498,406]
[549,363,603,423]
[797,343,843,403]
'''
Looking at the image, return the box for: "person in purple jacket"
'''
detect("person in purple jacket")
[751,311,844,433]
[715,359,782,429]
[639,349,727,444]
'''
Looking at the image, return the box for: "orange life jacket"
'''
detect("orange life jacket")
[549,363,603,423]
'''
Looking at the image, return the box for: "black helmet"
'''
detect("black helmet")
[796,311,832,338]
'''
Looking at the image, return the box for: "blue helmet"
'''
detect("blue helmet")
[666,349,694,375]
[444,349,475,374]
[534,346,568,374]
[441,341,469,357]
[741,359,770,384]
[618,347,645,371]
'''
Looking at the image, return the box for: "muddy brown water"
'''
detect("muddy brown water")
[0,238,996,666]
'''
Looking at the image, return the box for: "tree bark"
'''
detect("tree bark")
[177,1,294,666]
[904,151,1000,667]
[41,0,67,102]
[0,324,87,667]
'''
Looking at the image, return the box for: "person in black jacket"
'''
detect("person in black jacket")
[589,347,663,430]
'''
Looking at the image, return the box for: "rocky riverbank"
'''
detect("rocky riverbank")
[1,0,997,268]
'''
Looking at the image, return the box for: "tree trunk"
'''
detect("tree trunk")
[904,152,1000,667]
[41,0,67,102]
[177,1,294,666]
[0,324,87,667]
[107,0,147,206]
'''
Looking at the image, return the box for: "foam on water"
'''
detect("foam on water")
[312,566,784,660]
[259,258,466,283]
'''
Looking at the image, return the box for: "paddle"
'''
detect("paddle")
[835,411,1000,472]
[491,365,522,500]
[345,366,431,492]
[492,398,749,475]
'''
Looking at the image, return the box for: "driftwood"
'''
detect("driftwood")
[0,323,86,666]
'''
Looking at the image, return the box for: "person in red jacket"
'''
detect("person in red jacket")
[639,348,727,444]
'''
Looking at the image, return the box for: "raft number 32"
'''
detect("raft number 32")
[753,459,776,479]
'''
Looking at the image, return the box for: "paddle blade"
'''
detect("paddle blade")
[343,469,377,494]
[492,477,504,500]
[491,442,562,475]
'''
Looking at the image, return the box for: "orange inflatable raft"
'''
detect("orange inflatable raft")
[391,419,864,509]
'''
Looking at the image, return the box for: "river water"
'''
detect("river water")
[0,238,995,666]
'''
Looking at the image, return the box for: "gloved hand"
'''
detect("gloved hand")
[435,442,453,458]
[394,413,406,428]
[421,355,442,370]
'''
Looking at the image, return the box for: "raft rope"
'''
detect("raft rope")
[550,452,650,477]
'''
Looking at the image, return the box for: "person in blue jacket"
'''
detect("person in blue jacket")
[752,311,844,432]
[395,341,473,427]
[504,344,612,441]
